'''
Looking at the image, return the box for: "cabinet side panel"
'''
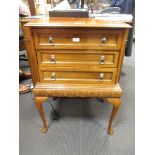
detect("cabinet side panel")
[116,29,129,82]
[23,26,39,85]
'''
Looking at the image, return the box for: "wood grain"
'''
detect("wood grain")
[33,28,123,50]
[39,68,117,84]
[33,82,122,98]
[23,26,40,85]
[34,97,48,133]
[25,17,131,28]
[37,51,119,68]
[23,17,131,134]
[106,98,121,135]
[116,29,129,81]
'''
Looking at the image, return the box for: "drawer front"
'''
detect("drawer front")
[33,29,123,50]
[37,51,119,67]
[39,67,117,84]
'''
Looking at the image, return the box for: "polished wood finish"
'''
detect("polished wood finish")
[39,67,117,84]
[33,28,123,50]
[23,17,131,135]
[106,98,121,135]
[37,51,119,67]
[25,17,131,28]
[33,83,122,98]
[116,29,129,81]
[34,97,48,133]
[23,26,40,85]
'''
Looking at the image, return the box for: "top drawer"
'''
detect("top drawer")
[33,28,123,50]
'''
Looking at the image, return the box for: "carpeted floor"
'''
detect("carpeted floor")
[19,43,135,155]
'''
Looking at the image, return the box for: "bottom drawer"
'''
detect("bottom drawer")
[39,68,117,84]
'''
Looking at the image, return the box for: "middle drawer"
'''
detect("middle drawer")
[37,51,119,68]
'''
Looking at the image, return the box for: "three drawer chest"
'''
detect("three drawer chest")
[23,17,131,135]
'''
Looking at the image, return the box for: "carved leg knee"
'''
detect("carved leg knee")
[106,98,121,135]
[34,97,48,133]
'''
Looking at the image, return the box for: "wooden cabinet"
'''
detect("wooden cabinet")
[23,17,131,135]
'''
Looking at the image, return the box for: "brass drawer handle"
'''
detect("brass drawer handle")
[51,73,56,80]
[100,56,105,64]
[99,73,104,81]
[100,37,107,46]
[48,36,55,45]
[50,55,56,64]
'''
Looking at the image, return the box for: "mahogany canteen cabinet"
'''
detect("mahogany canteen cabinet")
[23,17,131,135]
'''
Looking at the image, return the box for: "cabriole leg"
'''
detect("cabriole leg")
[106,98,121,135]
[34,97,48,133]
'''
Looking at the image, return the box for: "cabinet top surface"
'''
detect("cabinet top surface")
[24,17,131,28]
